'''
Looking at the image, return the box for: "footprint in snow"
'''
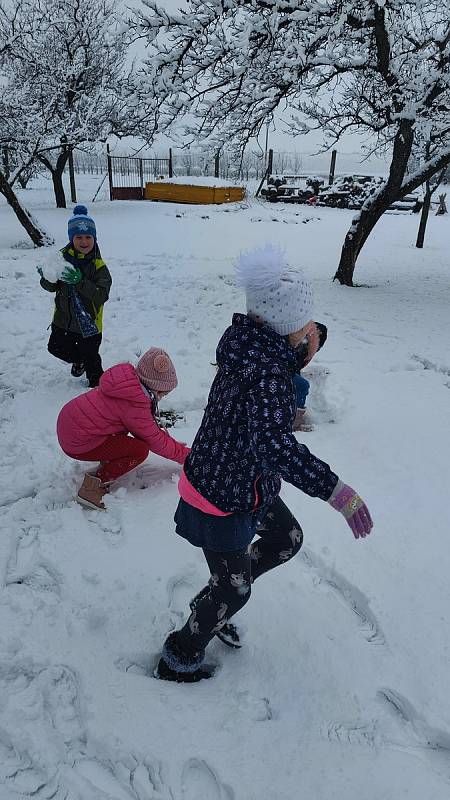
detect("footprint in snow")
[39,664,86,748]
[0,661,86,798]
[8,560,62,596]
[131,759,173,800]
[74,755,173,800]
[325,719,380,747]
[181,758,234,800]
[6,524,40,576]
[326,689,450,784]
[411,354,450,380]
[230,691,274,723]
[166,568,200,626]
[299,547,385,646]
[85,505,123,544]
[73,757,138,799]
[378,688,450,782]
[0,734,60,799]
[114,653,157,677]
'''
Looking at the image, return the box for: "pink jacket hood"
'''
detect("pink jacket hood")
[99,362,144,401]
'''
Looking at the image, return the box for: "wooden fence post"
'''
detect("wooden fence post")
[68,148,77,203]
[267,148,273,175]
[214,151,220,178]
[139,158,144,199]
[328,150,337,185]
[169,148,173,178]
[107,144,113,201]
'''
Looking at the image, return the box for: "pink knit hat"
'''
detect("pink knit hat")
[136,348,178,393]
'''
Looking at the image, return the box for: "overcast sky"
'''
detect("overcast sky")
[127,0,388,170]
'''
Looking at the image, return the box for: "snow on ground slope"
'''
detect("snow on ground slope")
[1,176,450,799]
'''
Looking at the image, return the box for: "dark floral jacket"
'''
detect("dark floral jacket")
[184,313,338,513]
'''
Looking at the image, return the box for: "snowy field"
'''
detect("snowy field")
[1,174,450,800]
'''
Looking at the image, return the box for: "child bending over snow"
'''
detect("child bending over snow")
[57,348,189,510]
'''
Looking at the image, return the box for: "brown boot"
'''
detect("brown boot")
[293,408,314,433]
[76,472,109,510]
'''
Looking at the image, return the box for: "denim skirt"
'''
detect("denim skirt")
[174,498,267,553]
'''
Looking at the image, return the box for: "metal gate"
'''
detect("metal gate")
[107,153,172,200]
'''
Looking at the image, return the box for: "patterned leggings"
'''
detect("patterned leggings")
[175,497,303,657]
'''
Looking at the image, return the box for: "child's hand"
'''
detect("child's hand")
[60,266,82,284]
[328,480,373,539]
[303,321,320,366]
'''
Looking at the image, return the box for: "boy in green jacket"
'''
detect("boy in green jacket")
[38,205,112,387]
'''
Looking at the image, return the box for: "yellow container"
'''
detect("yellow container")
[144,182,245,204]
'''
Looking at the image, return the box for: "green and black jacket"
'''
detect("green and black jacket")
[40,244,112,334]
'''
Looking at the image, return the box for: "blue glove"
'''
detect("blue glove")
[60,266,82,284]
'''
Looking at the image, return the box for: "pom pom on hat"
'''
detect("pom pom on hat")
[68,204,97,242]
[236,243,288,291]
[136,347,178,393]
[235,243,314,336]
[73,204,89,216]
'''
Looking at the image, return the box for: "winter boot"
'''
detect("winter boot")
[190,588,242,649]
[293,408,314,433]
[216,623,241,649]
[71,362,85,377]
[76,472,109,511]
[154,657,215,683]
[154,632,215,683]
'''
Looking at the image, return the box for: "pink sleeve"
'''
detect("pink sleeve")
[122,402,189,465]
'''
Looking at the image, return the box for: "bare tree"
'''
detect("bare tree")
[134,0,450,285]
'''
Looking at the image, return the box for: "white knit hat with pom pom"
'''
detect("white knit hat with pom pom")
[235,244,313,335]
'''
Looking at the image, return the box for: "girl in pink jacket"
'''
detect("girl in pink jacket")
[57,347,189,509]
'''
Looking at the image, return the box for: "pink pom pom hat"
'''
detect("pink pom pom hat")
[136,348,178,393]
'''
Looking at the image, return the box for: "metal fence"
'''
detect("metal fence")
[72,150,107,175]
[107,154,171,200]
[64,146,396,202]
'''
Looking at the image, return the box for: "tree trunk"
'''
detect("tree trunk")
[435,193,447,215]
[334,120,415,286]
[334,200,390,285]
[52,168,67,208]
[0,170,53,247]
[2,147,10,181]
[17,172,31,189]
[415,187,432,248]
[39,147,70,208]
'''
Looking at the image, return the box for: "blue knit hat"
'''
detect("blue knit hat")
[68,205,96,242]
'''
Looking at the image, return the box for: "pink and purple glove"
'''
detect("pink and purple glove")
[328,480,373,539]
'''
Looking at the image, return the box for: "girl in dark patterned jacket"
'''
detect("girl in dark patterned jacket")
[155,244,373,683]
[38,205,112,388]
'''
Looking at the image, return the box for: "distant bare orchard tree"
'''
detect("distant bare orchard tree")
[134,0,450,285]
[0,0,53,245]
[1,0,133,211]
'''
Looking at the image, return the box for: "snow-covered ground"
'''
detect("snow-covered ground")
[1,174,450,800]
